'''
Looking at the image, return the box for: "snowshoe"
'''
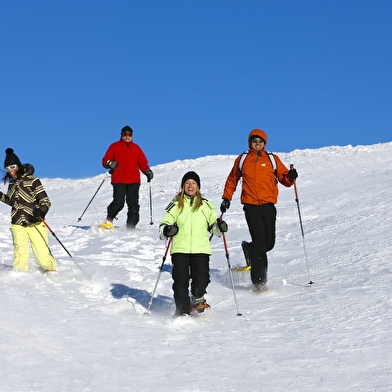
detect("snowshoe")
[100,221,114,231]
[190,297,210,313]
[253,283,268,293]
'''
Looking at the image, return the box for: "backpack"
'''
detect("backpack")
[238,150,278,182]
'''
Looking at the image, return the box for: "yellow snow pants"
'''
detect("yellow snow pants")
[10,222,57,272]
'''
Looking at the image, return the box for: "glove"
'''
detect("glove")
[33,208,46,218]
[163,224,179,238]
[220,199,231,213]
[288,168,298,180]
[217,219,228,233]
[28,208,46,223]
[144,169,154,182]
[106,160,118,169]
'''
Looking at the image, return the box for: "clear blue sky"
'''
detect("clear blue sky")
[1,0,391,179]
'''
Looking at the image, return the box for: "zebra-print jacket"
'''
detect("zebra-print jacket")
[0,164,51,226]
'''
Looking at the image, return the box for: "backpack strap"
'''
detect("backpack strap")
[238,150,249,176]
[266,152,278,183]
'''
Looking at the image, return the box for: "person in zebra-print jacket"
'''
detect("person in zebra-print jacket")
[0,148,57,272]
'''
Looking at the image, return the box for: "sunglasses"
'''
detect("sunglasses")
[251,138,264,144]
[5,164,17,171]
[122,132,132,137]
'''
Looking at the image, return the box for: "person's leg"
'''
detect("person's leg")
[189,254,210,300]
[172,253,191,315]
[244,204,270,284]
[29,223,57,271]
[107,184,127,221]
[264,203,277,252]
[125,183,140,228]
[10,224,30,271]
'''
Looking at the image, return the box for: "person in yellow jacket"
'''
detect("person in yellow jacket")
[159,171,228,317]
[0,148,57,272]
[221,129,298,291]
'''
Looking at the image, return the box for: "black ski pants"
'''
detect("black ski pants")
[107,183,140,227]
[171,253,210,315]
[243,203,277,284]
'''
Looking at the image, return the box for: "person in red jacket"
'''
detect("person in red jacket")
[102,125,153,229]
[221,129,298,291]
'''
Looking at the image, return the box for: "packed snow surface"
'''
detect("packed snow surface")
[1,143,391,391]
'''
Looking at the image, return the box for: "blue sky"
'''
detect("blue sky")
[1,0,391,179]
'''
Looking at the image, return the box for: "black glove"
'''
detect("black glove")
[220,199,231,213]
[217,219,228,232]
[28,208,46,223]
[144,169,154,182]
[163,224,179,238]
[288,168,298,180]
[33,208,46,218]
[106,160,118,169]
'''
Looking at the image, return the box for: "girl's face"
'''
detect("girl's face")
[6,164,18,179]
[184,179,198,197]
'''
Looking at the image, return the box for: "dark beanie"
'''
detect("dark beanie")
[181,171,201,189]
[121,125,133,135]
[4,148,22,168]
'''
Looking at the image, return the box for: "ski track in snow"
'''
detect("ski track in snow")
[1,143,392,391]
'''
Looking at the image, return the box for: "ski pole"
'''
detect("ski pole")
[219,214,242,317]
[144,237,172,315]
[149,181,153,225]
[39,217,92,282]
[290,164,314,285]
[77,172,110,222]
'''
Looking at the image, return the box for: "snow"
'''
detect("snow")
[1,143,392,392]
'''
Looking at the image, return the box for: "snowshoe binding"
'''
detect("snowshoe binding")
[100,221,114,231]
[190,297,210,313]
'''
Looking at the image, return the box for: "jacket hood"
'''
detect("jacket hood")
[248,129,267,149]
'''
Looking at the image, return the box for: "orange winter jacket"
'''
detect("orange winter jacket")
[222,129,294,205]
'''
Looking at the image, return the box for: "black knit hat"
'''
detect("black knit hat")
[4,148,22,168]
[121,125,133,135]
[181,171,201,189]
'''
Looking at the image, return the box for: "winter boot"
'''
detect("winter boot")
[241,241,251,267]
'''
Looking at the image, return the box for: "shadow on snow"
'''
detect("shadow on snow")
[110,283,172,314]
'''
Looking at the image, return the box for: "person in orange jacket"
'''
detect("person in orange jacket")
[102,125,153,229]
[221,129,298,291]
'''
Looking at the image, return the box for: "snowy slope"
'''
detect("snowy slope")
[1,143,391,392]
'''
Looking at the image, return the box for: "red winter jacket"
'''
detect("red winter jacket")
[102,138,150,184]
